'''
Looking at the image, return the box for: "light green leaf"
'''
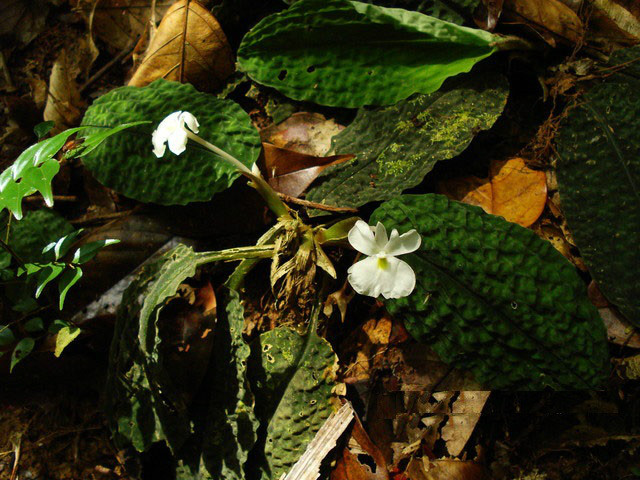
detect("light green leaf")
[249,305,338,479]
[81,79,262,205]
[54,325,81,357]
[555,45,640,325]
[10,337,35,372]
[307,72,508,210]
[72,121,151,158]
[370,194,610,390]
[23,317,44,333]
[72,238,120,264]
[58,267,83,310]
[238,0,501,107]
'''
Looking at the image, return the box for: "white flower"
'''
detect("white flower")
[152,111,200,157]
[347,220,421,299]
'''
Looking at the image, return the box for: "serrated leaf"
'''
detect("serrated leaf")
[54,325,81,357]
[307,72,508,210]
[370,194,609,390]
[58,267,83,310]
[238,0,501,108]
[23,317,44,333]
[10,337,35,372]
[72,238,120,264]
[555,45,640,325]
[200,289,258,480]
[81,79,262,205]
[249,307,338,479]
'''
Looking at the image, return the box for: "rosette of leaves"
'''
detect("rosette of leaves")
[555,45,640,325]
[80,79,262,205]
[371,194,609,390]
[238,0,502,108]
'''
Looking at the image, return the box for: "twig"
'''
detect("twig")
[79,42,136,93]
[0,238,25,268]
[24,195,78,203]
[277,193,358,214]
[9,437,20,480]
[0,50,15,91]
[70,210,134,226]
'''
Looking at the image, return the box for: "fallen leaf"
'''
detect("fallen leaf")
[587,0,640,48]
[437,157,547,227]
[406,458,486,480]
[332,414,389,480]
[474,0,505,31]
[43,36,98,134]
[0,0,49,45]
[260,143,353,197]
[128,0,234,92]
[440,391,490,456]
[502,0,584,46]
[260,112,345,156]
[600,307,640,348]
[73,0,172,54]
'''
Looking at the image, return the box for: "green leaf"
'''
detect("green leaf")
[34,263,65,298]
[370,194,610,390]
[72,238,120,264]
[249,307,338,479]
[81,79,262,205]
[10,337,35,372]
[34,120,55,139]
[23,317,44,333]
[42,229,84,261]
[48,319,69,333]
[0,209,74,266]
[72,121,151,158]
[0,327,15,347]
[57,267,83,310]
[237,0,500,108]
[54,325,81,357]
[355,0,478,24]
[200,289,259,480]
[555,45,640,326]
[307,72,508,210]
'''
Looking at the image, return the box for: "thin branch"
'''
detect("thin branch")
[277,193,358,213]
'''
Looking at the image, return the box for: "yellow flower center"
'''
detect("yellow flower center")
[377,256,389,270]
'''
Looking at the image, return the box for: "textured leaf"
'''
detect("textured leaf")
[54,325,81,357]
[128,0,234,92]
[81,79,262,205]
[237,0,501,108]
[200,289,259,480]
[370,194,609,390]
[555,45,640,325]
[249,308,338,479]
[307,73,508,210]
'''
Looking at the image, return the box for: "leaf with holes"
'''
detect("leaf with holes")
[81,79,261,205]
[238,0,503,108]
[249,307,338,479]
[555,45,640,325]
[307,72,508,210]
[370,194,609,390]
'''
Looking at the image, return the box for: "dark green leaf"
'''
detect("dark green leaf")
[0,327,15,347]
[238,0,501,107]
[34,263,65,298]
[72,238,120,264]
[34,121,55,139]
[23,317,44,333]
[42,229,84,261]
[11,337,35,372]
[307,72,508,210]
[81,79,261,205]
[58,267,83,310]
[370,194,610,390]
[555,45,640,325]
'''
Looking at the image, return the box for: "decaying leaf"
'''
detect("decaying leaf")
[260,112,345,157]
[501,0,584,46]
[0,0,49,45]
[260,143,353,197]
[437,157,548,228]
[73,0,172,54]
[439,391,490,456]
[128,0,234,92]
[43,36,98,134]
[587,0,640,48]
[406,457,486,480]
[600,307,640,348]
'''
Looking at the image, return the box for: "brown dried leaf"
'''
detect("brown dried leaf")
[600,307,640,348]
[437,157,547,228]
[260,112,345,156]
[502,0,584,46]
[260,143,353,197]
[587,0,640,48]
[406,458,486,480]
[440,392,490,456]
[128,0,234,92]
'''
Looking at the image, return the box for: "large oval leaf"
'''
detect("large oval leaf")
[371,194,609,390]
[81,79,261,205]
[238,0,501,108]
[306,72,508,209]
[555,45,640,326]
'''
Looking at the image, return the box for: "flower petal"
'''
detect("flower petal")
[380,257,416,299]
[373,222,388,251]
[158,111,183,132]
[348,220,379,256]
[167,128,188,155]
[347,256,383,298]
[384,229,421,256]
[180,111,200,134]
[151,129,167,158]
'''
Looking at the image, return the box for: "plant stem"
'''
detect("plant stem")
[0,238,25,268]
[194,244,275,266]
[186,131,291,219]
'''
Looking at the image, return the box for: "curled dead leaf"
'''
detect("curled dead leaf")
[502,0,584,46]
[128,0,234,92]
[437,157,547,228]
